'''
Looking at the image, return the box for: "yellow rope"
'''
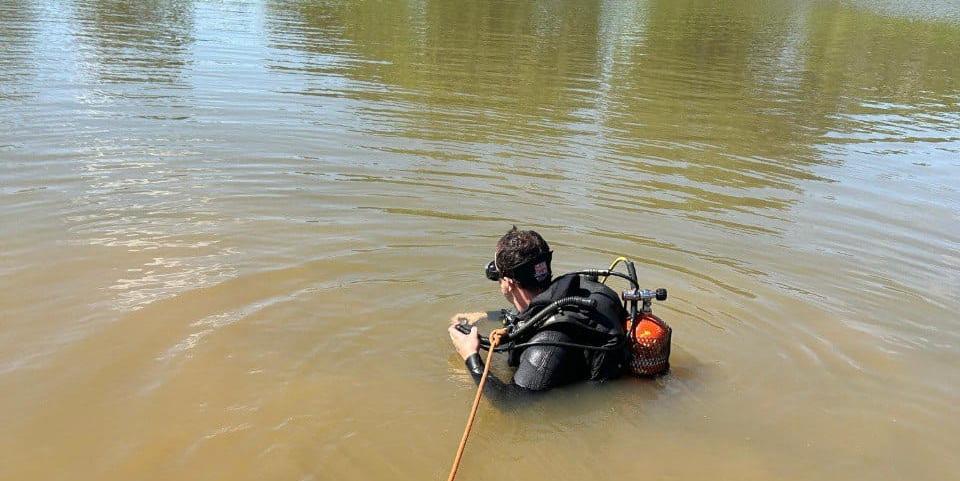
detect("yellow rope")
[446,328,507,481]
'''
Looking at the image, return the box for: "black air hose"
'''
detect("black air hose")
[500,296,596,343]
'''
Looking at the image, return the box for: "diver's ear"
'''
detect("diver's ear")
[502,277,516,290]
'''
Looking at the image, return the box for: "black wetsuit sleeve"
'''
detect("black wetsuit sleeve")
[463,330,584,408]
[512,330,586,390]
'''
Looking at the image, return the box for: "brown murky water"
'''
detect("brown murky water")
[1,0,959,480]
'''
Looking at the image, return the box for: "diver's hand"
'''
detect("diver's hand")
[448,324,480,360]
[450,312,486,326]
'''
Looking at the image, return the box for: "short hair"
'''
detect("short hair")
[495,226,552,290]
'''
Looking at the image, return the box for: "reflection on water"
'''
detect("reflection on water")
[0,0,38,101]
[73,0,195,86]
[0,0,958,480]
[265,0,960,222]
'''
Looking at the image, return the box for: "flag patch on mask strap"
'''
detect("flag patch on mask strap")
[534,261,549,281]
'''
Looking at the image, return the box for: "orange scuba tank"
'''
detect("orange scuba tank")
[624,312,671,376]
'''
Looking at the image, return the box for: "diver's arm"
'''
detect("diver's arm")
[503,330,583,390]
[463,353,541,408]
[465,330,585,391]
[450,323,537,408]
[461,330,582,407]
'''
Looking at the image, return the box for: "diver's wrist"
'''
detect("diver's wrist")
[464,352,484,376]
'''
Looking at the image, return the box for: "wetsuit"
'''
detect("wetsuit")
[461,274,626,407]
[464,330,589,406]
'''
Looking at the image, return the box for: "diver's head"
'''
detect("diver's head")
[492,226,552,309]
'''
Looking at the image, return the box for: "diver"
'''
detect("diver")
[448,227,629,404]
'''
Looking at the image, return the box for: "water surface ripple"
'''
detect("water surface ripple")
[1,1,958,480]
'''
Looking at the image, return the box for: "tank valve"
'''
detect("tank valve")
[622,288,667,302]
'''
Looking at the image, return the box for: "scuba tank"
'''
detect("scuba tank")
[574,260,671,377]
[622,289,671,376]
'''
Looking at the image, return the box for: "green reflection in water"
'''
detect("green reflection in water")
[264,0,959,219]
[72,0,196,85]
[267,0,607,135]
[0,0,39,101]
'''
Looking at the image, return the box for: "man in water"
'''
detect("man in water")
[448,227,627,398]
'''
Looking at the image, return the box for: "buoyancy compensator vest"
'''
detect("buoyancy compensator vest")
[507,273,628,381]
